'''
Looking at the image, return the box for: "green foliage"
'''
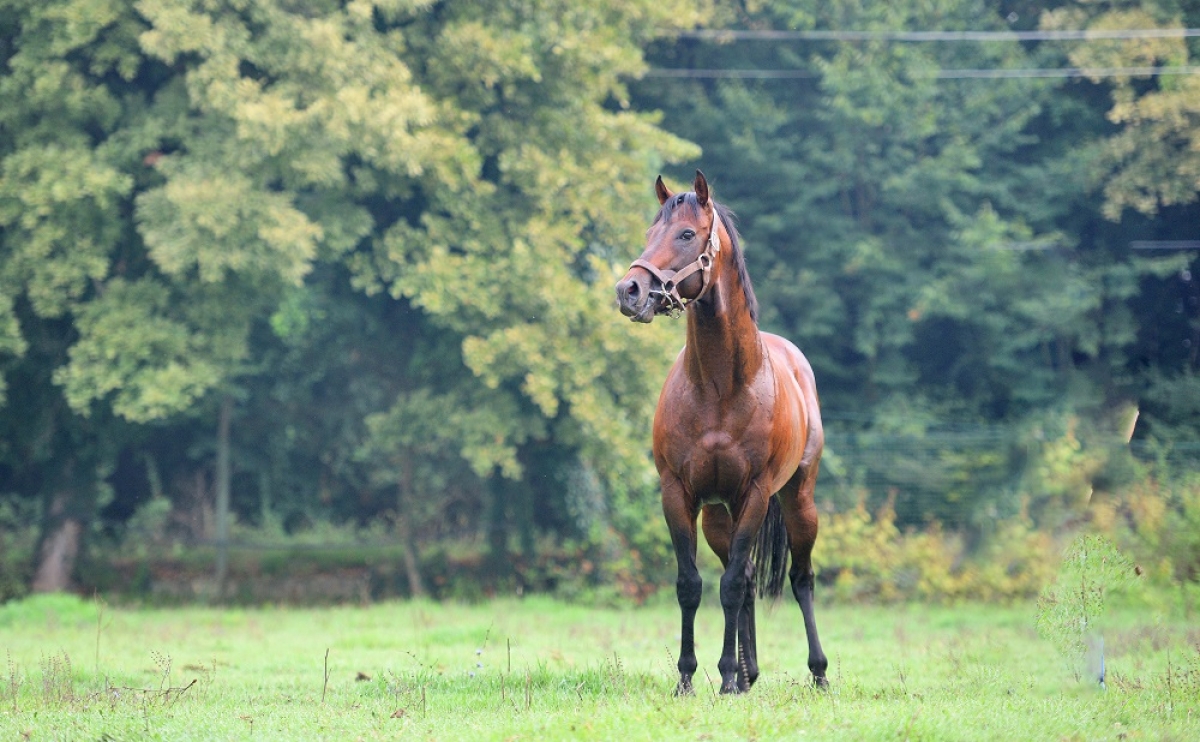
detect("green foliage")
[0,0,703,592]
[53,279,224,421]
[634,0,1200,546]
[816,496,1057,603]
[1140,370,1200,443]
[120,495,172,552]
[1019,413,1122,528]
[1090,473,1200,589]
[2,0,1200,601]
[0,500,36,603]
[1044,2,1200,218]
[1036,534,1138,672]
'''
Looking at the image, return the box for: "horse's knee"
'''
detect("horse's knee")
[676,571,702,611]
[719,567,748,610]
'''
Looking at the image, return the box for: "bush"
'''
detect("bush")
[1036,534,1136,679]
[1089,473,1200,589]
[815,495,1058,603]
[0,500,37,603]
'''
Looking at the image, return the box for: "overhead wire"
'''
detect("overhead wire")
[664,28,1200,42]
[646,27,1200,79]
[643,66,1200,79]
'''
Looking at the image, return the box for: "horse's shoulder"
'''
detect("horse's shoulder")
[760,330,822,431]
[759,332,814,378]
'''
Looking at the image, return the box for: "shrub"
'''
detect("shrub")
[1089,474,1200,589]
[815,495,1058,603]
[1036,534,1137,680]
[0,501,37,603]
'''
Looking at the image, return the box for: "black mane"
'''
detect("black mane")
[653,192,759,324]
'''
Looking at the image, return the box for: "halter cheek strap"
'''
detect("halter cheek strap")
[629,211,721,317]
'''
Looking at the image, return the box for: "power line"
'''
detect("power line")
[666,28,1200,42]
[644,68,817,79]
[1131,240,1200,250]
[644,66,1200,79]
[935,66,1200,78]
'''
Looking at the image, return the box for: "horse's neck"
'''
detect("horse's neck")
[683,268,763,395]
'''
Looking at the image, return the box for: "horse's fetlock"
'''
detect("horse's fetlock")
[678,654,698,676]
[810,654,828,679]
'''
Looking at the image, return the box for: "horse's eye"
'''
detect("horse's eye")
[680,229,696,241]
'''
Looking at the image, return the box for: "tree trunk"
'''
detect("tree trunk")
[487,472,509,575]
[32,491,82,593]
[215,395,232,599]
[396,510,427,599]
[396,459,426,598]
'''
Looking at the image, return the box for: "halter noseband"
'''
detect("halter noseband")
[629,209,721,318]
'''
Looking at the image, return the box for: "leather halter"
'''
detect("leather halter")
[629,209,721,317]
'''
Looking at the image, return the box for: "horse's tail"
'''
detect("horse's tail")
[753,495,789,599]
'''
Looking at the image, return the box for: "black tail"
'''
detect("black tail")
[752,495,789,599]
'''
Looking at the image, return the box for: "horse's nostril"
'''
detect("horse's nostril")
[627,282,640,298]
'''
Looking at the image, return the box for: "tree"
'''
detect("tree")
[1041,1,1200,443]
[1,0,703,593]
[634,0,1196,527]
[1042,1,1200,219]
[0,0,157,591]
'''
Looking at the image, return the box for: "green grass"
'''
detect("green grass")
[0,593,1197,740]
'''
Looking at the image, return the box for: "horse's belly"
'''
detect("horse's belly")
[766,428,806,494]
[765,373,808,493]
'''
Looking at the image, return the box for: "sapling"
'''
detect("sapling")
[1035,534,1137,684]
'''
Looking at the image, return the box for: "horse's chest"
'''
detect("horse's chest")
[659,395,771,502]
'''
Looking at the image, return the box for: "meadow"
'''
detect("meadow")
[0,592,1197,741]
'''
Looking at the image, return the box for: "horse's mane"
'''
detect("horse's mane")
[653,193,759,324]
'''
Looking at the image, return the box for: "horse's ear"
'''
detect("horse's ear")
[694,169,710,207]
[655,175,673,205]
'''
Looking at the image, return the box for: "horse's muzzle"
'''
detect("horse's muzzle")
[615,274,658,323]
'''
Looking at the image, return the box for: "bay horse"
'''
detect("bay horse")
[615,170,827,694]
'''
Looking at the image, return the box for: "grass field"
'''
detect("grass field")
[1,592,1197,740]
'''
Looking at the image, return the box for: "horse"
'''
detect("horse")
[615,170,827,694]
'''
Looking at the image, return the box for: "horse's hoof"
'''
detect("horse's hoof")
[674,680,695,697]
[813,675,830,690]
[719,682,742,695]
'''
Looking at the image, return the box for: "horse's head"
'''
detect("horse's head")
[616,170,722,323]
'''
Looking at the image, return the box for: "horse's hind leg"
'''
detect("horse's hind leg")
[737,561,758,691]
[662,474,701,695]
[779,466,829,687]
[702,505,758,691]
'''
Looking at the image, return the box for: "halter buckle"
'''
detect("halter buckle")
[648,283,685,318]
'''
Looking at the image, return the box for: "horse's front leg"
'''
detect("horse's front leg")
[702,505,758,692]
[662,475,701,695]
[717,490,769,694]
